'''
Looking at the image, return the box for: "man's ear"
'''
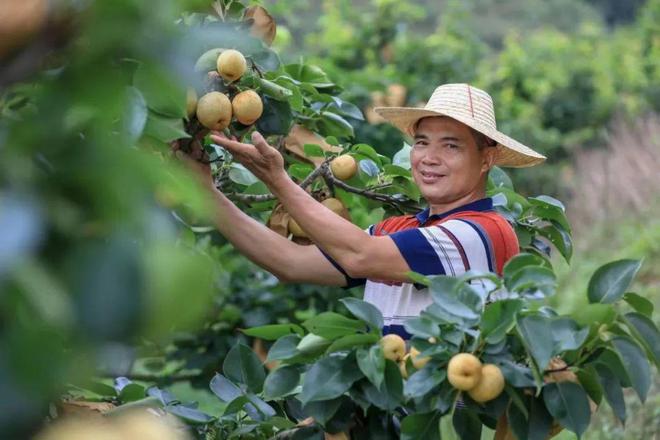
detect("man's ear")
[481,146,497,173]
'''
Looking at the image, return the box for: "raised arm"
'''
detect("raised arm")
[210,132,413,282]
[173,141,347,286]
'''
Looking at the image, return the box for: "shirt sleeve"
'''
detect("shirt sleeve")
[388,219,495,276]
[317,225,373,289]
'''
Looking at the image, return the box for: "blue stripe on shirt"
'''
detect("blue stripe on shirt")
[455,219,495,272]
[388,228,445,276]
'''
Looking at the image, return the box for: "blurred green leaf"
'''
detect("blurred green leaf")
[223,343,266,394]
[263,366,300,399]
[241,324,305,340]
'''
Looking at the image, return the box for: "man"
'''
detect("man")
[180,83,545,339]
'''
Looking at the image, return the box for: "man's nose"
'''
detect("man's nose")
[420,148,444,165]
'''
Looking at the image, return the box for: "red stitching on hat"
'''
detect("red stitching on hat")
[467,85,474,118]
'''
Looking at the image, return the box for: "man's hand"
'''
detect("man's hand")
[210,131,288,188]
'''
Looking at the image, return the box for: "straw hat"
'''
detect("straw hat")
[374,83,546,167]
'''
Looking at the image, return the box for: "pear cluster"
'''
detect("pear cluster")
[379,334,430,379]
[189,49,264,131]
[447,353,505,403]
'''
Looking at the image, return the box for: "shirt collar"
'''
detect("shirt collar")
[414,197,493,225]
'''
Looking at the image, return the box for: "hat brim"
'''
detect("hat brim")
[374,107,546,168]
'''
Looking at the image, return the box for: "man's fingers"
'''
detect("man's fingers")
[251,131,271,154]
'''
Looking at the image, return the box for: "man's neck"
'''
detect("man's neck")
[428,191,487,217]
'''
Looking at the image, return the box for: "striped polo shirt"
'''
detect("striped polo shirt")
[324,198,519,339]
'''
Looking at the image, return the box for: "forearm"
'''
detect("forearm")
[269,175,373,275]
[208,188,305,280]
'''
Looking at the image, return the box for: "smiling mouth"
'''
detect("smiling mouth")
[419,171,446,182]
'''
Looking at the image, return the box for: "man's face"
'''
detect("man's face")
[410,116,493,206]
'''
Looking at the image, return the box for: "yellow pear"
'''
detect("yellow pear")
[330,154,358,181]
[321,197,345,214]
[232,90,263,125]
[186,88,197,119]
[34,418,120,440]
[115,410,190,440]
[399,353,410,379]
[380,334,406,362]
[288,217,307,238]
[216,49,247,82]
[196,91,232,130]
[447,353,482,391]
[467,364,505,403]
[410,346,430,369]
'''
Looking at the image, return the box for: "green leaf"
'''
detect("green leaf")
[361,360,403,411]
[302,312,367,339]
[258,77,293,101]
[228,163,259,186]
[256,96,293,136]
[142,113,189,143]
[622,312,660,365]
[194,48,223,72]
[267,334,301,362]
[359,159,380,177]
[551,317,590,352]
[357,345,385,389]
[404,367,446,398]
[326,333,379,353]
[340,297,384,331]
[123,86,148,143]
[297,333,332,355]
[542,382,591,438]
[400,412,441,440]
[576,366,603,405]
[528,196,570,232]
[536,222,573,263]
[403,316,440,339]
[516,314,554,371]
[429,277,479,320]
[241,324,305,340]
[452,408,482,440]
[392,143,412,169]
[263,365,300,399]
[571,303,616,327]
[165,405,214,425]
[287,162,315,181]
[318,111,354,138]
[330,98,364,120]
[383,164,411,178]
[209,374,242,402]
[507,266,557,298]
[587,259,642,304]
[528,397,553,440]
[299,355,363,404]
[302,397,343,425]
[118,383,145,403]
[502,253,550,283]
[611,336,651,402]
[302,143,325,158]
[594,364,626,424]
[488,166,514,190]
[481,299,524,344]
[623,292,654,317]
[499,360,535,387]
[134,63,186,118]
[223,343,266,393]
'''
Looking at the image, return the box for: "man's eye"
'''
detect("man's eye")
[447,143,459,149]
